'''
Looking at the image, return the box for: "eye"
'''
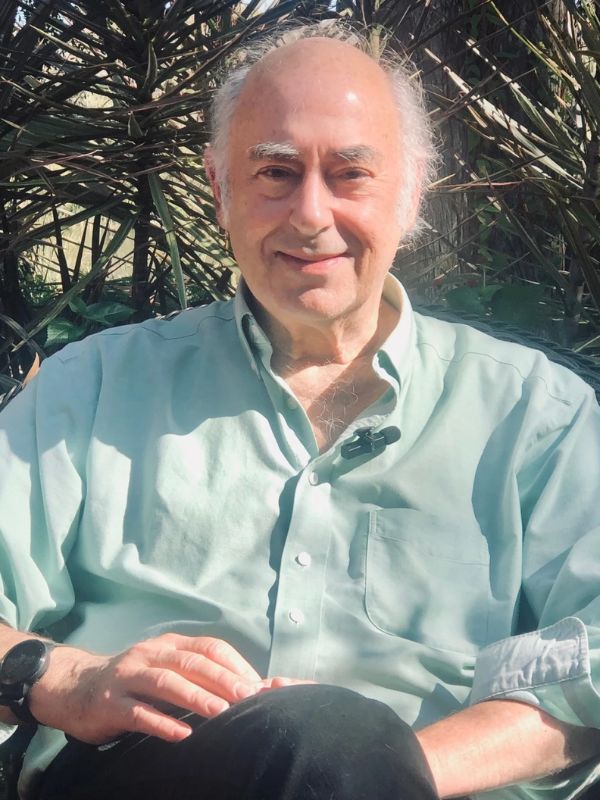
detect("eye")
[336,167,369,181]
[258,166,296,180]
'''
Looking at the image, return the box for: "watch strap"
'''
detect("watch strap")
[7,693,38,725]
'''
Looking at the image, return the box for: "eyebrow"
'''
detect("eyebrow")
[248,142,379,163]
[248,143,300,161]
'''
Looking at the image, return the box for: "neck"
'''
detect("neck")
[249,294,400,371]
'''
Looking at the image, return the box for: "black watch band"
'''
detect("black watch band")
[0,639,55,725]
[8,693,39,725]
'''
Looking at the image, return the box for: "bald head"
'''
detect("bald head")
[246,35,394,94]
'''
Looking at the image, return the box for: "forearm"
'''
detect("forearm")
[416,699,600,798]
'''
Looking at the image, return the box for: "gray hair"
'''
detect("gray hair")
[209,20,437,236]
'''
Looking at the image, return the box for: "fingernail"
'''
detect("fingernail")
[208,698,230,715]
[235,682,259,700]
[272,677,294,687]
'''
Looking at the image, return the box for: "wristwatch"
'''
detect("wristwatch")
[0,639,54,724]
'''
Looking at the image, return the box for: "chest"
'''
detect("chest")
[283,362,391,451]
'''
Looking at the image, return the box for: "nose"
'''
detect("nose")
[289,170,334,237]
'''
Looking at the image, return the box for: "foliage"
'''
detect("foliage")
[398,0,600,354]
[0,0,306,382]
[1,0,600,390]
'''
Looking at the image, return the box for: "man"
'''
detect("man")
[0,20,600,800]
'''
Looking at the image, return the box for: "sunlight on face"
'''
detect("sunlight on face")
[216,39,413,331]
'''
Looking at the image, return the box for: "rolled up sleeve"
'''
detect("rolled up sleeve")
[470,385,600,797]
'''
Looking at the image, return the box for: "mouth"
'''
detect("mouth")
[275,251,349,272]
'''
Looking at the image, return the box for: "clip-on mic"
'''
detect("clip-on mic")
[340,426,401,460]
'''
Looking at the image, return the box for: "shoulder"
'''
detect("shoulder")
[55,298,235,366]
[19,299,238,416]
[412,311,595,409]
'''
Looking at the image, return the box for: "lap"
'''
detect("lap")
[37,684,437,800]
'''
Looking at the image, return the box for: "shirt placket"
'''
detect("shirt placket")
[267,456,334,679]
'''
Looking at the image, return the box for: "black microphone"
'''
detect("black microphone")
[340,425,401,459]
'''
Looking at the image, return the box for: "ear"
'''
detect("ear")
[204,146,228,229]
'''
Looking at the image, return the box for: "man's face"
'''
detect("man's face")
[212,39,414,329]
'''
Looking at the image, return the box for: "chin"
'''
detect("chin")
[279,296,354,325]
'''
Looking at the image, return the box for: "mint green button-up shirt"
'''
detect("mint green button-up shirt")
[1,277,600,800]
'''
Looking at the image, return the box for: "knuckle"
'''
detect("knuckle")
[151,669,172,694]
[111,658,135,682]
[124,703,150,732]
[211,663,230,688]
[179,652,203,674]
[202,637,227,661]
[156,632,179,646]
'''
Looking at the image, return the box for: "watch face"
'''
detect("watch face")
[1,640,48,685]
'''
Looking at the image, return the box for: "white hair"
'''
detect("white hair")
[208,20,437,236]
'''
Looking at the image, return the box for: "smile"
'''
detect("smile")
[275,252,349,272]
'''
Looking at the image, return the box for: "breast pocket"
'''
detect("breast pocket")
[365,509,491,654]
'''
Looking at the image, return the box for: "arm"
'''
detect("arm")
[416,699,600,798]
[415,379,600,798]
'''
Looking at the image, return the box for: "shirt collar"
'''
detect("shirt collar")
[234,273,415,389]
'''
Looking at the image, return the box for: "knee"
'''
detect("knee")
[226,682,413,754]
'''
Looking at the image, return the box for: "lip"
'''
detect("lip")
[275,251,349,272]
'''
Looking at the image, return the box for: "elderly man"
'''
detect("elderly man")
[0,21,600,800]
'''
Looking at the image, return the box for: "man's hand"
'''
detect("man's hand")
[26,633,270,745]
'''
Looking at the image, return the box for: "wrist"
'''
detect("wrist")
[415,731,444,798]
[0,639,57,725]
[28,645,107,729]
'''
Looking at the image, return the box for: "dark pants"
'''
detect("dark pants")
[38,684,438,800]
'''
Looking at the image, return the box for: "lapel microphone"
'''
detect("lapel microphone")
[340,426,401,460]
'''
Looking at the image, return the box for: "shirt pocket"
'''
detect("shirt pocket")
[365,508,491,654]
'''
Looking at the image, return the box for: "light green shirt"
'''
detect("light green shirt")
[1,277,600,800]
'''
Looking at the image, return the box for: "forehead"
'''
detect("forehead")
[228,38,400,161]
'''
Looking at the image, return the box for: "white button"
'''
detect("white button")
[286,396,298,410]
[288,608,305,625]
[296,551,312,567]
[308,472,319,486]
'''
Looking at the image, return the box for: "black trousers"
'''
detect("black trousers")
[38,684,438,800]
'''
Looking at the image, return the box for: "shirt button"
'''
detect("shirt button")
[296,551,312,567]
[288,609,305,625]
[308,472,319,486]
[286,396,298,410]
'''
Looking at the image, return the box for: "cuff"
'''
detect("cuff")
[471,617,600,728]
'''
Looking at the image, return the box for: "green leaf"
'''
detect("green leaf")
[81,301,135,326]
[148,171,187,309]
[45,319,89,348]
[490,285,546,326]
[479,284,503,303]
[127,113,144,139]
[444,287,486,315]
[142,43,159,93]
[68,296,87,315]
[22,215,138,347]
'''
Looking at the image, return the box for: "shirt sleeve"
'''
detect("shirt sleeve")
[470,382,600,800]
[470,383,600,794]
[471,383,600,720]
[0,343,97,633]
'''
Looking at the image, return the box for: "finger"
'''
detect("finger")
[153,649,260,702]
[128,666,233,717]
[259,677,317,690]
[120,699,194,742]
[171,636,261,682]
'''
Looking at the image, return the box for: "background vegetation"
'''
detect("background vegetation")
[1,0,599,403]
